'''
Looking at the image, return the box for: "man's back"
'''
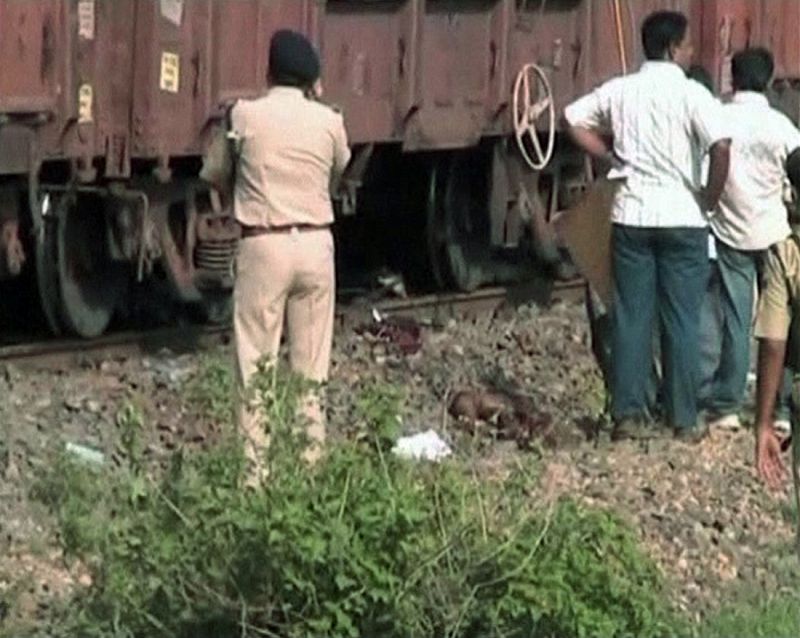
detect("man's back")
[712,93,800,250]
[232,86,350,228]
[566,60,725,227]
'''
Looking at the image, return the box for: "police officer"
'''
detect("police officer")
[210,30,350,477]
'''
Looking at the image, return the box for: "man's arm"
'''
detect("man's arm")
[565,126,611,160]
[689,88,730,211]
[703,139,731,212]
[332,114,351,178]
[755,338,788,488]
[753,247,794,487]
[563,84,614,164]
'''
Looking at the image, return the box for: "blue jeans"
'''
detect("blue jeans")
[698,262,723,408]
[701,242,759,416]
[586,287,660,414]
[611,225,709,429]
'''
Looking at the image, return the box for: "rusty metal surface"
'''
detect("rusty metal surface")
[0,0,62,115]
[0,0,122,174]
[130,0,319,160]
[4,0,800,171]
[404,1,510,150]
[322,1,410,144]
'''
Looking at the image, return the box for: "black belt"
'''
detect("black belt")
[240,223,330,238]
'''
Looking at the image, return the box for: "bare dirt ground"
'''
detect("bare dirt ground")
[1,299,798,632]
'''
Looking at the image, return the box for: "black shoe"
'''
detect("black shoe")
[673,422,709,444]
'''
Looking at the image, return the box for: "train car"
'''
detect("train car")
[0,0,794,338]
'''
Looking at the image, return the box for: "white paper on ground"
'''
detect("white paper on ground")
[392,429,452,462]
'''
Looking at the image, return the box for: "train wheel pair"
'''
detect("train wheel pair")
[35,193,126,338]
[424,146,556,293]
[425,152,491,292]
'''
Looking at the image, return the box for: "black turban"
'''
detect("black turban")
[268,29,320,85]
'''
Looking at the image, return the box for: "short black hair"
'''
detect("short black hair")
[267,29,320,88]
[732,47,774,92]
[641,11,689,60]
[269,72,307,88]
[687,64,714,93]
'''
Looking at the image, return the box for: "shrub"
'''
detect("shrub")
[35,363,679,638]
[182,354,236,425]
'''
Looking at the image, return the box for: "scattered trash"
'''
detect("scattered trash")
[449,388,555,449]
[62,397,105,415]
[85,400,103,415]
[65,442,105,466]
[143,356,196,388]
[64,397,85,412]
[392,429,452,462]
[376,272,407,298]
[357,312,423,355]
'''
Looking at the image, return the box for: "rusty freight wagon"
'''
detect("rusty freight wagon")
[0,0,794,337]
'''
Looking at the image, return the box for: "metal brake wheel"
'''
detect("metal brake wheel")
[512,63,556,171]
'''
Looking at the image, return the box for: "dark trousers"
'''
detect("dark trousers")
[611,225,709,429]
[700,242,760,416]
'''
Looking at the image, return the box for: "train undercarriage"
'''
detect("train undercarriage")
[0,133,585,339]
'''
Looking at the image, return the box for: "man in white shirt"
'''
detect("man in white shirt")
[564,11,731,442]
[703,48,800,429]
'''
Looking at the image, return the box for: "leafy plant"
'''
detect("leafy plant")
[35,363,680,638]
[116,398,146,475]
[183,354,236,425]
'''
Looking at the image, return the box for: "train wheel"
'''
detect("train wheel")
[188,289,233,325]
[35,195,64,335]
[36,193,127,338]
[425,159,454,290]
[425,152,490,292]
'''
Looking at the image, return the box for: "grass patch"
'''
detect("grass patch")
[32,362,682,638]
[699,590,800,638]
[778,498,799,527]
[698,542,800,638]
[182,353,236,425]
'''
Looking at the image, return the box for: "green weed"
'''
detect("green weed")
[183,353,236,425]
[699,590,800,638]
[34,363,680,638]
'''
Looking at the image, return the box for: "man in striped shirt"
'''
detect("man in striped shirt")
[564,11,731,442]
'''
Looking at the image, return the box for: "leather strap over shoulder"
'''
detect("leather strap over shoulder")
[224,99,238,135]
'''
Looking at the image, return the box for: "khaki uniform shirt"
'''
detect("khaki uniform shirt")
[230,86,351,228]
[754,234,800,371]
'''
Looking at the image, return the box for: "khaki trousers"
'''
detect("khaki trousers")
[233,229,335,467]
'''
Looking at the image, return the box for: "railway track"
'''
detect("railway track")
[0,279,586,368]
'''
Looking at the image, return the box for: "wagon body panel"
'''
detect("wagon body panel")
[1,0,799,172]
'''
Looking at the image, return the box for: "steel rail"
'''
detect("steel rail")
[0,280,586,368]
